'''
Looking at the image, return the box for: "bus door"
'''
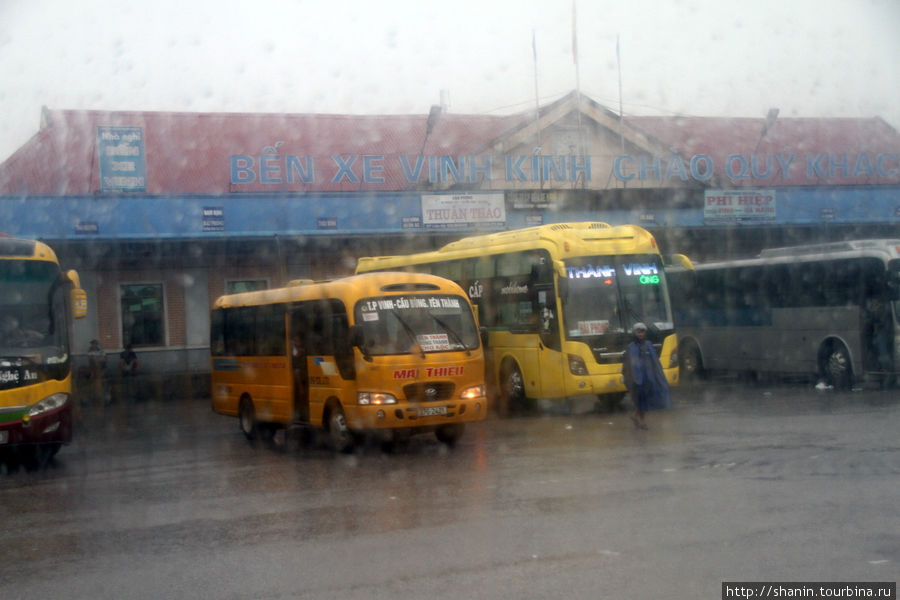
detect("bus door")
[289,309,310,423]
[299,299,355,425]
[535,283,566,398]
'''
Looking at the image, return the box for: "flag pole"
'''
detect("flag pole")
[572,0,585,188]
[617,34,624,154]
[532,29,541,150]
[533,29,544,190]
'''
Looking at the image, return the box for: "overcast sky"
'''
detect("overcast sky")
[1,0,898,162]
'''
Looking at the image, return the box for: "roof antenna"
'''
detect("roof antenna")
[420,104,443,155]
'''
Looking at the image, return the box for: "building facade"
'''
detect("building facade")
[2,91,898,374]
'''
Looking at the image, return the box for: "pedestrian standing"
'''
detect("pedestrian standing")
[624,322,670,430]
[87,339,108,405]
[119,344,139,401]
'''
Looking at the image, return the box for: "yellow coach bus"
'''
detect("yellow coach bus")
[357,222,681,413]
[0,235,87,463]
[210,272,486,450]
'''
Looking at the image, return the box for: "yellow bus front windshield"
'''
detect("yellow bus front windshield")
[354,293,480,356]
[0,260,71,373]
[563,254,674,340]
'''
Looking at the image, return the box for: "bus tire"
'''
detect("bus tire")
[435,423,465,446]
[326,404,354,453]
[596,392,626,413]
[239,396,259,440]
[680,340,705,381]
[500,361,528,415]
[820,341,853,390]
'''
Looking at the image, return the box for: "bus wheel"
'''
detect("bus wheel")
[680,341,705,381]
[596,393,626,413]
[500,362,527,415]
[821,342,853,390]
[435,423,465,446]
[257,423,277,443]
[239,396,258,440]
[327,405,354,453]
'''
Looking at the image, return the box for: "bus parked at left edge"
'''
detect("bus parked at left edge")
[0,236,87,463]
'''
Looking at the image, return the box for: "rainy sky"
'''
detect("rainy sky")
[1,0,898,162]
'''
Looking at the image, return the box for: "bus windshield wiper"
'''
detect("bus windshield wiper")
[427,312,471,355]
[392,310,425,358]
[621,296,655,333]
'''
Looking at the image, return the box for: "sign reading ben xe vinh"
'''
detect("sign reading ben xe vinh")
[228,149,900,189]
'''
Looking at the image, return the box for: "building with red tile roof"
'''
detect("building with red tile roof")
[1,91,897,374]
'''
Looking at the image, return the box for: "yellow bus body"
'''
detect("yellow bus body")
[210,272,487,446]
[0,236,86,453]
[357,222,679,409]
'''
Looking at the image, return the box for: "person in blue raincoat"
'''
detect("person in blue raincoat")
[624,322,671,430]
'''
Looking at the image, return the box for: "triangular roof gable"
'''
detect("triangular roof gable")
[484,91,672,159]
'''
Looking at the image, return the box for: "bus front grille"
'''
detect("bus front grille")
[403,382,455,402]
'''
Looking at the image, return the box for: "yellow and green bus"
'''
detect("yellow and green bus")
[210,272,486,450]
[0,236,87,463]
[357,222,680,413]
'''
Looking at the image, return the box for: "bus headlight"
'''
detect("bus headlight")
[27,393,68,419]
[358,392,397,405]
[568,354,589,376]
[459,385,485,399]
[669,350,679,369]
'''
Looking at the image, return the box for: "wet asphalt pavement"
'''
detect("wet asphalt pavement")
[1,380,897,599]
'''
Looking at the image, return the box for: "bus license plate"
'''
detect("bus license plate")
[418,406,447,417]
[0,431,7,444]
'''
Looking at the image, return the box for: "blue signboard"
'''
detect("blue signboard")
[0,187,897,241]
[97,126,146,192]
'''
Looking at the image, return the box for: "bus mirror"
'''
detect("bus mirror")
[665,254,694,270]
[887,277,900,300]
[349,325,364,348]
[479,326,489,348]
[71,287,87,319]
[66,269,82,288]
[558,277,569,302]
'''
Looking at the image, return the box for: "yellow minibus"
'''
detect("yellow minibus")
[210,272,486,450]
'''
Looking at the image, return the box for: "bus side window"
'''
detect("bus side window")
[210,309,225,355]
[256,304,286,356]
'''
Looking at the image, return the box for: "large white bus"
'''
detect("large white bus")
[668,239,900,388]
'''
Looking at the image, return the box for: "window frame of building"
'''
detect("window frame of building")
[225,279,269,294]
[119,282,167,348]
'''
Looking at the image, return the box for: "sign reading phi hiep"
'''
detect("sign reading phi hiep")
[704,190,776,222]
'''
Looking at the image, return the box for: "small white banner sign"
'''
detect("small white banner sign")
[704,189,777,222]
[421,193,506,228]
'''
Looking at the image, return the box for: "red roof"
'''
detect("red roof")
[629,115,900,186]
[0,109,523,195]
[1,96,897,194]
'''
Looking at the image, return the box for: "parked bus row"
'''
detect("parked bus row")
[212,222,682,450]
[16,228,894,459]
